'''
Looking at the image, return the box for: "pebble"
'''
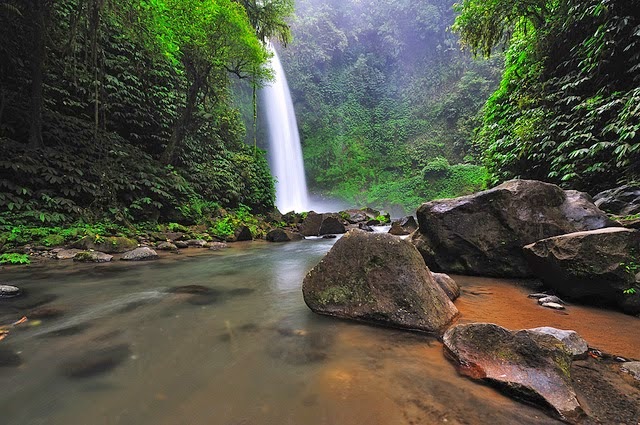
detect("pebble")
[0,285,21,298]
[541,302,565,310]
[538,295,565,305]
[527,293,549,299]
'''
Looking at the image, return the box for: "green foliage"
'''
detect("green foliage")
[0,253,30,265]
[0,0,280,226]
[209,204,261,239]
[459,0,640,191]
[279,0,502,212]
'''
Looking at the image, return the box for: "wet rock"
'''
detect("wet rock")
[300,212,346,236]
[621,361,640,380]
[538,295,565,305]
[73,251,113,263]
[321,234,337,239]
[185,239,208,248]
[266,228,304,242]
[541,302,565,310]
[443,323,582,421]
[571,356,640,424]
[0,284,21,298]
[56,249,82,260]
[318,216,346,235]
[431,272,460,301]
[121,247,158,261]
[528,293,550,299]
[61,343,131,378]
[388,216,418,236]
[524,327,588,358]
[302,229,458,333]
[358,223,374,232]
[0,347,22,367]
[156,241,178,251]
[72,236,138,254]
[299,212,324,236]
[523,227,640,314]
[208,242,228,251]
[174,240,189,249]
[593,185,640,215]
[366,219,381,226]
[340,209,370,224]
[412,179,614,278]
[232,226,253,242]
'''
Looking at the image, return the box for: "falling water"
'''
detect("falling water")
[262,45,309,213]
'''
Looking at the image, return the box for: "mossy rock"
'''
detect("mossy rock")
[73,236,138,253]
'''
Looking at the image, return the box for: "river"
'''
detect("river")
[1,237,639,425]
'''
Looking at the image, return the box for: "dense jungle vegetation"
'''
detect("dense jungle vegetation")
[455,0,639,192]
[0,0,294,230]
[279,0,503,212]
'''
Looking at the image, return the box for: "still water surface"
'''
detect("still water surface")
[1,237,639,425]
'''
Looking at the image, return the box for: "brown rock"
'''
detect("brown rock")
[443,323,583,422]
[431,272,460,301]
[302,230,458,333]
[412,179,614,277]
[523,227,640,314]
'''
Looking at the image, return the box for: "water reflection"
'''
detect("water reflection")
[0,238,637,424]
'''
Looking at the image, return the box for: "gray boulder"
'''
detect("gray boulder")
[318,216,346,235]
[121,247,158,261]
[55,249,81,259]
[73,251,113,263]
[302,229,458,333]
[299,212,324,236]
[443,323,582,421]
[412,179,614,277]
[266,228,304,242]
[593,185,640,216]
[523,227,640,314]
[156,241,178,251]
[185,239,208,248]
[524,327,588,358]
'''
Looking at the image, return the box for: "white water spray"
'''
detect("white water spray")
[262,45,309,213]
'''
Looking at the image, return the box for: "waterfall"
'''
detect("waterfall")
[262,45,309,213]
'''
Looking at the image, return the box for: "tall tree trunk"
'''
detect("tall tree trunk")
[161,78,199,165]
[28,0,47,149]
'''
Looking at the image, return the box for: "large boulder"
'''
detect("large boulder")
[73,251,113,263]
[266,228,304,242]
[412,179,614,277]
[593,185,640,216]
[523,227,640,314]
[72,236,138,254]
[443,323,582,422]
[233,226,253,242]
[388,216,418,236]
[300,212,346,236]
[318,216,346,235]
[302,229,458,333]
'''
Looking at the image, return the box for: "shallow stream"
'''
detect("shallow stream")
[1,237,639,425]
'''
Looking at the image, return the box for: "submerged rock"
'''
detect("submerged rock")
[523,227,640,314]
[266,228,304,242]
[0,346,22,367]
[121,247,158,261]
[0,284,21,298]
[443,323,582,421]
[60,343,131,378]
[537,295,565,305]
[541,302,565,310]
[302,229,458,333]
[73,251,113,263]
[412,179,614,277]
